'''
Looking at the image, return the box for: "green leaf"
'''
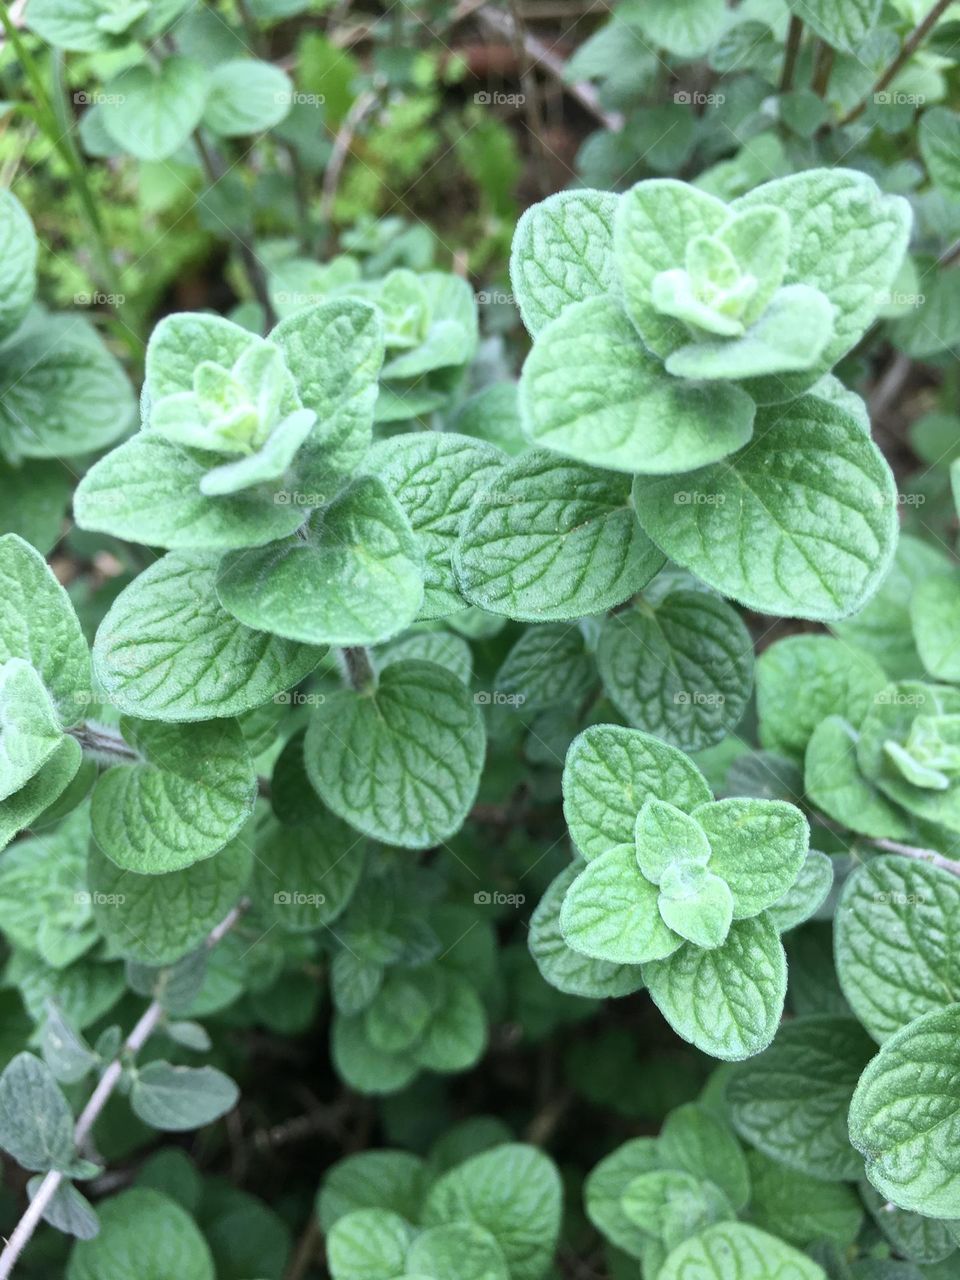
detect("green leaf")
[642,914,787,1061]
[93,549,322,721]
[585,1138,661,1258]
[0,659,63,801]
[74,433,305,550]
[562,724,712,863]
[215,477,424,645]
[693,798,809,920]
[376,630,472,686]
[910,574,960,682]
[659,1103,751,1213]
[733,170,911,403]
[560,843,681,965]
[657,1221,826,1280]
[920,108,960,201]
[788,0,881,51]
[757,636,887,760]
[0,313,134,463]
[318,1150,428,1231]
[0,1052,75,1173]
[87,834,252,966]
[494,624,595,712]
[0,458,72,554]
[804,716,913,840]
[249,813,364,931]
[326,1207,415,1280]
[202,58,291,135]
[836,855,960,1042]
[28,1175,98,1241]
[658,866,735,951]
[621,1169,732,1250]
[102,56,209,161]
[518,297,754,475]
[632,397,898,621]
[727,1016,876,1181]
[67,1187,215,1280]
[529,862,646,999]
[860,1179,957,1264]
[0,190,37,344]
[413,971,487,1073]
[849,1004,960,1217]
[634,798,712,886]
[423,1144,562,1280]
[596,591,753,752]
[509,189,618,336]
[626,0,727,57]
[0,737,82,855]
[304,659,485,849]
[747,1150,863,1249]
[406,1222,509,1280]
[271,298,384,484]
[130,1062,238,1131]
[365,432,505,619]
[0,534,90,717]
[767,851,834,933]
[454,451,664,622]
[90,718,256,873]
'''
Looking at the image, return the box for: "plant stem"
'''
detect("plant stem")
[0,902,247,1279]
[780,15,803,92]
[837,0,952,126]
[68,721,141,765]
[869,837,960,876]
[810,39,835,98]
[193,129,276,325]
[341,646,375,692]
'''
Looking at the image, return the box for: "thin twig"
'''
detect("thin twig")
[340,646,375,692]
[475,5,623,133]
[320,88,378,230]
[0,902,247,1278]
[869,837,960,875]
[810,39,835,98]
[837,0,952,126]
[780,15,803,93]
[504,0,551,195]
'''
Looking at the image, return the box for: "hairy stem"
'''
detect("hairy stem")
[868,837,960,876]
[837,0,952,126]
[0,902,247,1279]
[341,646,375,692]
[68,721,141,765]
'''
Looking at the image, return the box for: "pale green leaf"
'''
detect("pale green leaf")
[405,1222,509,1280]
[518,297,754,474]
[327,1208,415,1280]
[767,851,834,933]
[642,914,787,1060]
[585,1138,661,1259]
[804,716,913,840]
[788,0,881,51]
[318,1150,428,1231]
[920,108,960,201]
[560,843,681,965]
[910,574,960,682]
[90,717,256,873]
[727,1015,876,1181]
[102,56,208,161]
[0,190,37,344]
[562,724,711,862]
[0,1052,75,1173]
[0,737,83,854]
[454,451,664,622]
[850,1004,960,1217]
[632,397,898,622]
[509,189,619,337]
[202,58,292,135]
[93,549,323,721]
[625,0,727,57]
[215,476,424,646]
[0,659,63,802]
[304,659,485,849]
[693,797,809,920]
[659,1103,751,1213]
[596,591,753,752]
[657,1221,826,1280]
[634,797,712,886]
[131,1061,238,1131]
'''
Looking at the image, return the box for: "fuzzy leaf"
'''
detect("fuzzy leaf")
[0,190,37,344]
[642,914,787,1061]
[693,798,809,920]
[74,432,305,550]
[632,397,898,621]
[423,1144,562,1280]
[658,1221,826,1280]
[0,659,63,802]
[849,1004,960,1217]
[67,1187,216,1280]
[365,432,505,619]
[804,715,912,839]
[509,189,619,336]
[747,1150,863,1250]
[727,1016,876,1181]
[910,574,960,682]
[659,1103,751,1213]
[250,813,364,931]
[767,851,834,934]
[0,1052,75,1173]
[519,297,754,474]
[560,843,681,965]
[634,797,712,886]
[494,624,596,712]
[406,1222,508,1280]
[788,0,881,51]
[563,724,712,862]
[102,56,209,161]
[835,855,960,1042]
[90,718,256,874]
[454,451,663,622]
[596,591,753,751]
[93,549,323,721]
[0,737,83,854]
[585,1138,661,1259]
[304,660,485,849]
[215,476,423,646]
[131,1062,238,1131]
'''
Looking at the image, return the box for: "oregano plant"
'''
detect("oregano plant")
[3,0,960,1277]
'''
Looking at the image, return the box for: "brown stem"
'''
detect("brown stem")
[837,0,952,126]
[341,646,375,692]
[810,39,835,98]
[780,15,803,92]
